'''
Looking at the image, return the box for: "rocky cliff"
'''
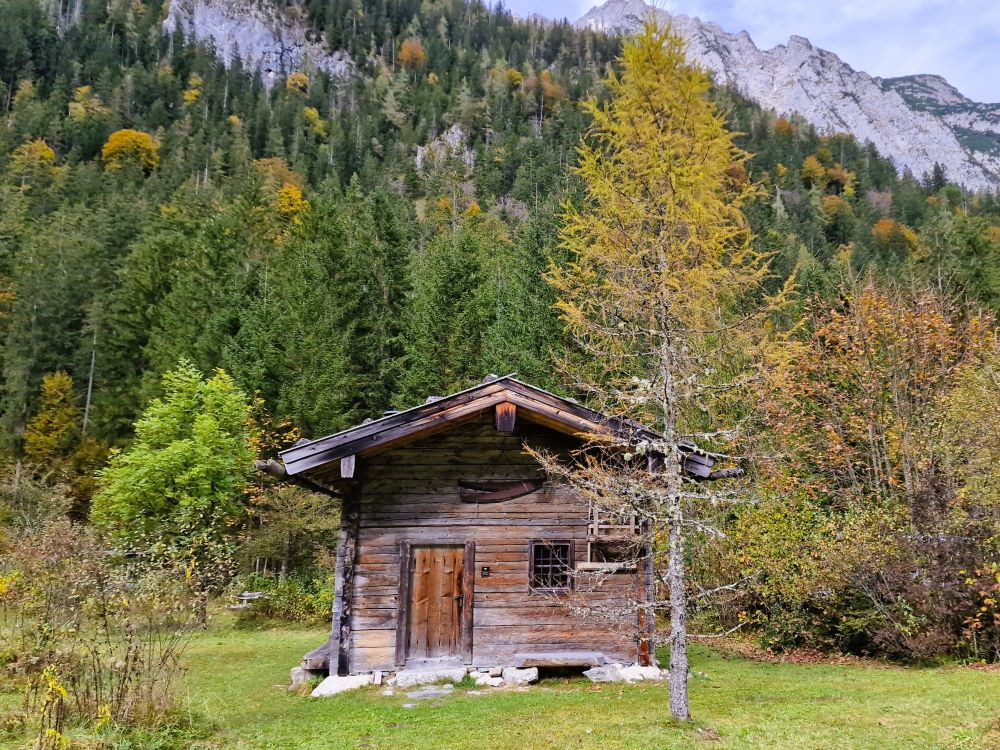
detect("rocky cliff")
[576,0,999,190]
[163,0,350,81]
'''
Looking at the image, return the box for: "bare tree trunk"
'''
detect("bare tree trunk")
[667,494,689,720]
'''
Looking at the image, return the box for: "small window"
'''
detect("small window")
[579,541,637,572]
[530,540,573,592]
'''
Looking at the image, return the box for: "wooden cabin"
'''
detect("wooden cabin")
[262,376,719,677]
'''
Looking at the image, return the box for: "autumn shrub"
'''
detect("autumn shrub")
[731,279,1000,661]
[1,520,199,734]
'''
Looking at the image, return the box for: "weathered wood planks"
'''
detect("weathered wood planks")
[334,415,641,674]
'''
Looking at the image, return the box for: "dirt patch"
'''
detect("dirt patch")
[964,661,1000,672]
[694,636,888,667]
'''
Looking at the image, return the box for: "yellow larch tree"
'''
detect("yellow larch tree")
[546,20,789,720]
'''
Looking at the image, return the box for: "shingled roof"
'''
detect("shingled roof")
[264,375,724,492]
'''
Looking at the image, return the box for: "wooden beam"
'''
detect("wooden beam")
[395,541,412,667]
[461,541,475,664]
[340,454,356,479]
[495,402,516,433]
[336,492,360,675]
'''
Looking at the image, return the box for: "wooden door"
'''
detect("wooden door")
[406,545,465,661]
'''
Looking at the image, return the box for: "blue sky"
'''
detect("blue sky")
[499,0,999,103]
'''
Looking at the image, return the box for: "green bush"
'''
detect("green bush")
[234,575,333,626]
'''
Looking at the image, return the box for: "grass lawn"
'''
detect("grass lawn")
[178,624,1000,750]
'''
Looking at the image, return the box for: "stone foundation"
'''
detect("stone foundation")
[301,662,663,696]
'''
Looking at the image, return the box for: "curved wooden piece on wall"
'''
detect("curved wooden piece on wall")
[458,479,544,503]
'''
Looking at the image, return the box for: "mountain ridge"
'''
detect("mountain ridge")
[575,0,999,190]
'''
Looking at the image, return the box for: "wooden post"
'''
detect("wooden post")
[643,541,658,667]
[395,541,412,667]
[641,454,663,668]
[328,508,350,674]
[334,491,360,675]
[461,541,475,664]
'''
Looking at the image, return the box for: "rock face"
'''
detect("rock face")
[576,0,1000,191]
[164,0,350,79]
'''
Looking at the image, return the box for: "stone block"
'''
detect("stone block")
[583,665,624,683]
[289,666,310,691]
[472,672,504,688]
[618,665,665,682]
[394,667,467,688]
[310,674,373,697]
[501,667,538,686]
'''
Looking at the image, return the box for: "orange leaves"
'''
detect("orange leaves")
[522,71,565,105]
[763,279,993,506]
[399,38,427,69]
[774,116,795,136]
[253,157,304,190]
[822,194,851,222]
[871,218,918,252]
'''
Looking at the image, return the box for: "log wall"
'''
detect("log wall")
[346,413,640,673]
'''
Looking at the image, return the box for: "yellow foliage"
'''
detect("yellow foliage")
[463,201,482,217]
[550,20,780,428]
[426,72,439,85]
[506,68,524,87]
[826,163,856,196]
[182,74,204,105]
[801,155,826,189]
[13,79,35,108]
[302,106,328,138]
[11,139,55,172]
[24,371,79,468]
[286,71,309,93]
[101,129,160,172]
[68,85,110,122]
[228,115,241,127]
[276,182,309,222]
